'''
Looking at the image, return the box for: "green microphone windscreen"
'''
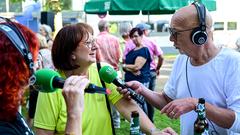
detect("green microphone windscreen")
[99,66,118,83]
[35,68,61,92]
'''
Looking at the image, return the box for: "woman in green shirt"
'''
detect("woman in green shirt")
[34,23,156,135]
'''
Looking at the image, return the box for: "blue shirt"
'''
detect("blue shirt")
[125,47,151,83]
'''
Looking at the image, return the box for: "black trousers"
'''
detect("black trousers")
[28,87,39,119]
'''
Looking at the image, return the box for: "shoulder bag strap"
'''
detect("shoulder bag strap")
[96,62,116,135]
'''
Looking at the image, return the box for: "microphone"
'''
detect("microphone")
[34,68,111,95]
[99,66,144,105]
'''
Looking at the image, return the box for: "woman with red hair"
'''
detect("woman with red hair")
[0,18,87,135]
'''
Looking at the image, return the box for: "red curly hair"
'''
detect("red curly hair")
[0,22,39,121]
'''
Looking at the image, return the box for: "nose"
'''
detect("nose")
[169,34,175,42]
[91,41,98,50]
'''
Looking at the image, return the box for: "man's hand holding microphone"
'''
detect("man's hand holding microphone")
[99,66,177,135]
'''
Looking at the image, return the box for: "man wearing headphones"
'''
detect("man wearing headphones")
[117,3,240,135]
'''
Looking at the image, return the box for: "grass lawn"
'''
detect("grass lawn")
[116,110,180,135]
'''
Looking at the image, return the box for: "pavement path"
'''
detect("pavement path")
[156,57,175,91]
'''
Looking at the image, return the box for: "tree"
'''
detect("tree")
[10,0,72,13]
[10,0,72,34]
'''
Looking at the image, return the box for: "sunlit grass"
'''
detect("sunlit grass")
[116,109,180,135]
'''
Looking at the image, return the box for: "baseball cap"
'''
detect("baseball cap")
[135,23,151,31]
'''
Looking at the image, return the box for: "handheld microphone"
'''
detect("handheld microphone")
[34,68,111,94]
[99,66,144,105]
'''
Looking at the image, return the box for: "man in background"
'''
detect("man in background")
[96,20,121,128]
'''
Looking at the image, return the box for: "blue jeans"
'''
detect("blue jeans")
[147,70,157,122]
[139,82,149,116]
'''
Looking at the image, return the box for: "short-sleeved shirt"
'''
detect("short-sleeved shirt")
[96,31,121,70]
[125,47,151,83]
[164,48,240,135]
[34,63,123,135]
[123,36,163,70]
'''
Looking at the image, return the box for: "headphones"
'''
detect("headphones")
[0,17,36,85]
[191,2,208,46]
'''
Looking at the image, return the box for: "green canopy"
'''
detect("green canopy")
[110,0,188,15]
[84,0,216,15]
[84,0,111,14]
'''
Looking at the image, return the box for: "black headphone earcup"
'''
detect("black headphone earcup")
[191,27,207,46]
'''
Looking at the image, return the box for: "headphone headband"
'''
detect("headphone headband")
[192,2,206,31]
[0,17,36,85]
[190,2,208,46]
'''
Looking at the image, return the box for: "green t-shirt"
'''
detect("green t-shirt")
[34,63,122,135]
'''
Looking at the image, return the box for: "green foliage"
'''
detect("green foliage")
[44,1,62,13]
[10,0,37,2]
[43,0,72,12]
[61,0,72,10]
[10,0,25,2]
[10,0,71,12]
[9,1,22,12]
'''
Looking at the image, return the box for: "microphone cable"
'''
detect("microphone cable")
[185,56,219,135]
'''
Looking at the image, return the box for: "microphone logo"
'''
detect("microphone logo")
[99,66,145,105]
[106,66,114,75]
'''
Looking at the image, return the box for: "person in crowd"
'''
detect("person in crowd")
[39,24,53,48]
[34,23,158,135]
[0,17,86,135]
[117,3,240,135]
[124,27,151,88]
[96,20,121,71]
[124,22,164,122]
[123,27,151,116]
[119,22,133,58]
[36,33,55,69]
[119,22,132,79]
[96,20,122,128]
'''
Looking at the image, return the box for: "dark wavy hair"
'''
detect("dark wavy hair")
[0,22,39,121]
[129,27,143,38]
[52,23,96,71]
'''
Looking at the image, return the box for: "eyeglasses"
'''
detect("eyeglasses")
[84,38,96,49]
[168,27,195,39]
